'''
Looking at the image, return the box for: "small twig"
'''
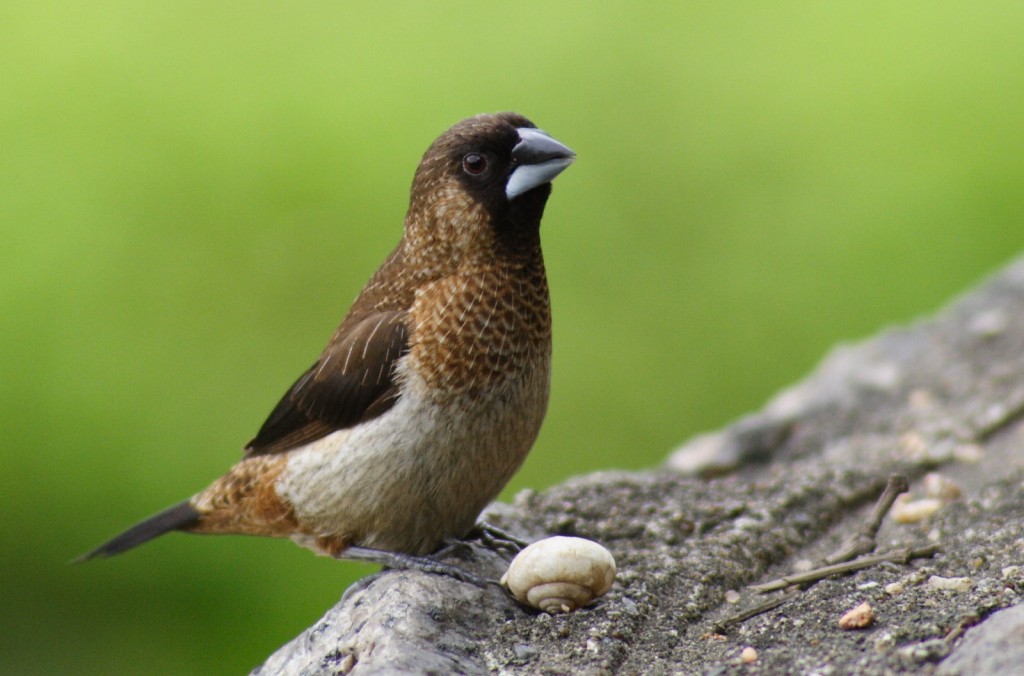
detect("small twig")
[824,473,909,565]
[712,589,800,633]
[943,612,981,645]
[749,544,941,594]
[974,395,1024,442]
[716,474,928,630]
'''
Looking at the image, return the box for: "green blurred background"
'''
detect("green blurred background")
[4,2,1023,673]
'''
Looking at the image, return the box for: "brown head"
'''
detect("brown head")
[403,112,575,270]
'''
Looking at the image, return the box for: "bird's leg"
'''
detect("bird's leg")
[467,522,530,553]
[341,545,490,587]
[432,539,475,559]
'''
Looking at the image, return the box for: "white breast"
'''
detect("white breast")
[276,352,549,555]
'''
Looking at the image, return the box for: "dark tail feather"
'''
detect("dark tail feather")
[74,500,201,562]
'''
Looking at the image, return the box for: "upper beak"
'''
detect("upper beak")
[506,127,576,200]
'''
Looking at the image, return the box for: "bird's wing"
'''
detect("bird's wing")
[243,311,410,457]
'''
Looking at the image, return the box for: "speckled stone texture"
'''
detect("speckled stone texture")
[255,257,1024,675]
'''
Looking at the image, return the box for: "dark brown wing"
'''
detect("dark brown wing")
[244,311,409,457]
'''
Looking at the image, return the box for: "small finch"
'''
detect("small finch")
[80,113,574,577]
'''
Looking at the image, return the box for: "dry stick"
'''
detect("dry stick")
[711,589,800,634]
[975,394,1024,442]
[748,544,941,594]
[716,474,934,631]
[943,612,981,645]
[822,473,909,566]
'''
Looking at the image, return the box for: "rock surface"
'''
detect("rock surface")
[937,603,1024,676]
[255,257,1024,675]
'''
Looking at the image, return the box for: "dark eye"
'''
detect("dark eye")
[462,153,488,175]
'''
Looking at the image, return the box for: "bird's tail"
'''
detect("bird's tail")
[74,500,201,562]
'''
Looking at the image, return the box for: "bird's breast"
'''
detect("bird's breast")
[406,263,551,396]
[278,349,550,555]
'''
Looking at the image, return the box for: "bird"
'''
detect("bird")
[79,112,575,579]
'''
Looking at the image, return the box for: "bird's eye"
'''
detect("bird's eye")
[462,153,488,176]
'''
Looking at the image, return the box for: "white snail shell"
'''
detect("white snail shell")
[500,536,616,613]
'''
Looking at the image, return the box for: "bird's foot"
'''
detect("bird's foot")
[466,521,530,554]
[341,545,491,587]
[433,539,476,560]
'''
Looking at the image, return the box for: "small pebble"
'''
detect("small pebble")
[899,432,929,460]
[1002,566,1021,579]
[899,638,950,663]
[725,589,741,604]
[513,644,538,661]
[907,569,930,585]
[922,472,963,501]
[927,575,973,592]
[839,602,875,629]
[873,631,896,653]
[891,495,942,523]
[884,582,905,595]
[953,444,984,463]
[968,308,1009,336]
[908,389,935,409]
[740,646,758,663]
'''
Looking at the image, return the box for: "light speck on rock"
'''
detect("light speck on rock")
[968,307,1009,336]
[884,582,905,595]
[952,443,984,463]
[891,495,943,523]
[928,575,973,592]
[923,472,963,501]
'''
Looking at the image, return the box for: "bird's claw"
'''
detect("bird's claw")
[468,522,530,554]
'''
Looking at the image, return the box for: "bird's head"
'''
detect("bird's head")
[405,112,574,264]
